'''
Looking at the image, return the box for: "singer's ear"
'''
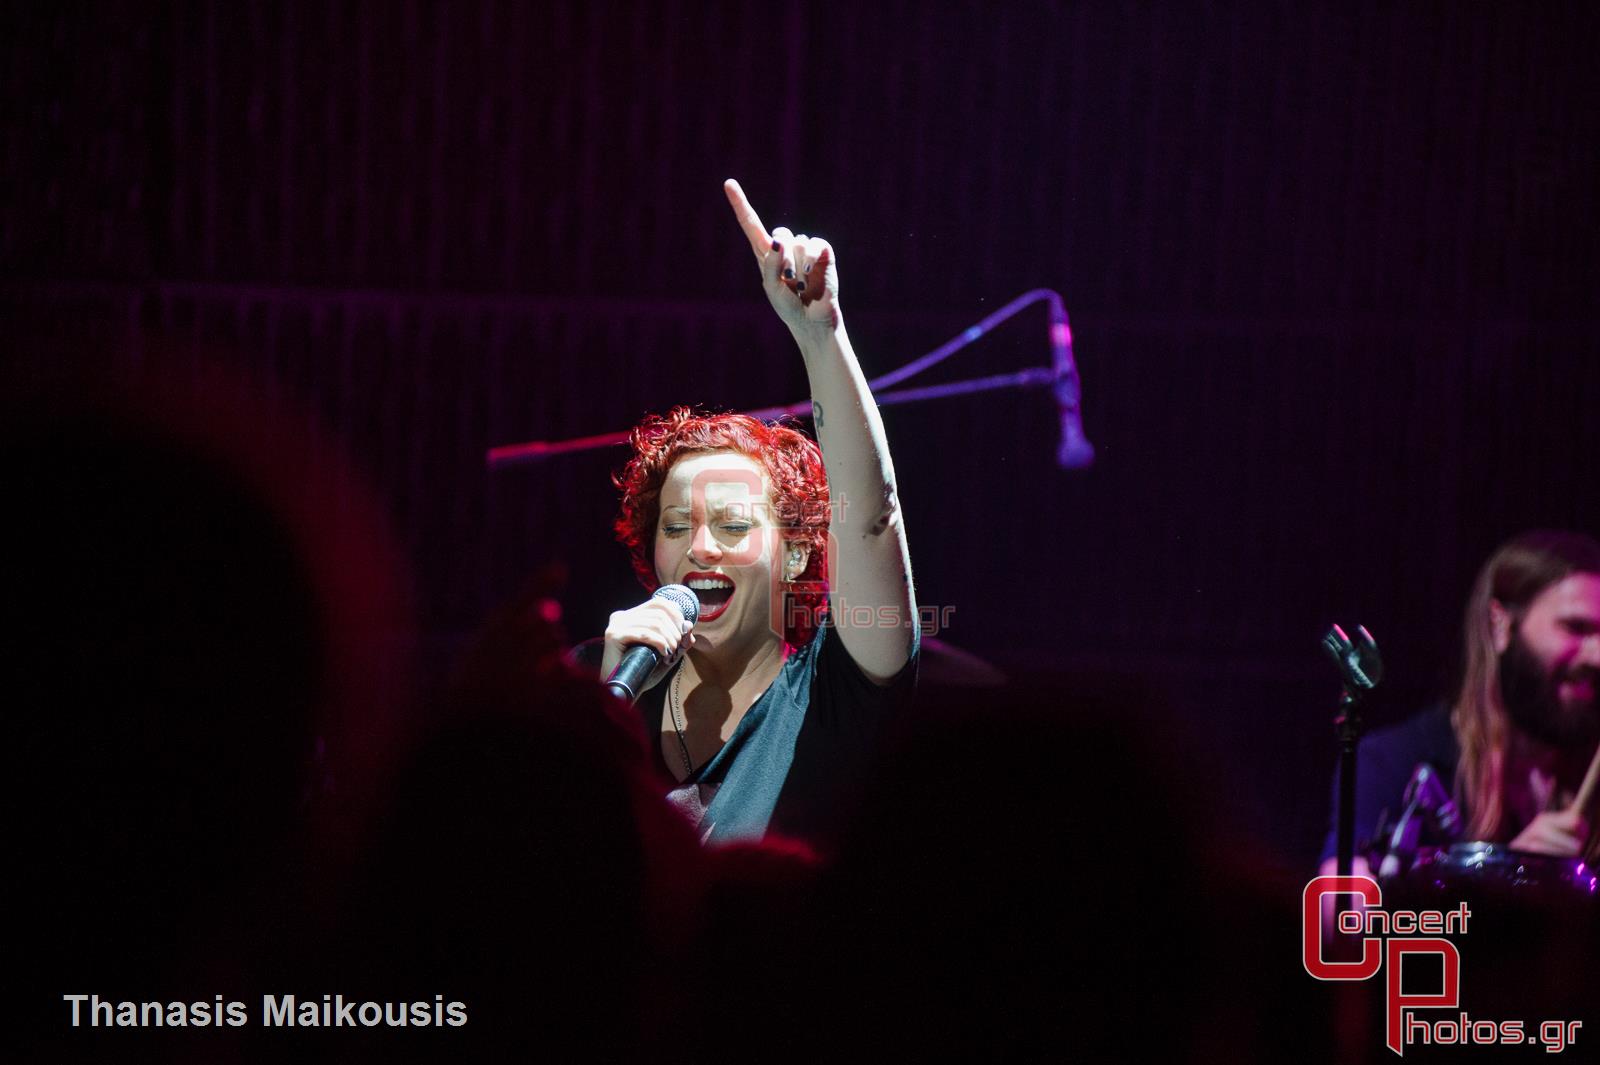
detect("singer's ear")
[782,539,811,579]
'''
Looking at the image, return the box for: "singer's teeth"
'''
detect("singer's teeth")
[690,584,734,615]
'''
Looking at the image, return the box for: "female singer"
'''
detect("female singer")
[597,180,918,845]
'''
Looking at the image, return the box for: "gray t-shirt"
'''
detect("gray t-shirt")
[635,616,919,846]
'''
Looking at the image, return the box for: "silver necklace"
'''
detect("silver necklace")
[668,666,694,778]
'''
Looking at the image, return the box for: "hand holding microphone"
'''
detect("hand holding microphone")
[601,585,700,702]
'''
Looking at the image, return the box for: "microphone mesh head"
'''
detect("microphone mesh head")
[652,583,699,625]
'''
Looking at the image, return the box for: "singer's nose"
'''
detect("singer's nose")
[689,523,723,565]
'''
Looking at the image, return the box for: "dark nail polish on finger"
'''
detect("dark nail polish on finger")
[783,267,795,279]
[770,239,781,251]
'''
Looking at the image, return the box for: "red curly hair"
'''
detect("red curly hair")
[612,407,830,647]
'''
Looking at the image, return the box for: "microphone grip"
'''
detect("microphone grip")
[602,585,698,704]
[605,643,662,704]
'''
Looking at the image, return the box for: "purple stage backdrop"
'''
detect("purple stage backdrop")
[4,1,1599,868]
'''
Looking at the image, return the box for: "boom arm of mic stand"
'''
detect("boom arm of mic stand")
[485,289,1093,470]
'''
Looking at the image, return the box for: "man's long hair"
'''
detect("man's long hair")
[1453,530,1600,849]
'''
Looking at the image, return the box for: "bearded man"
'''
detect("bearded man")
[1319,530,1600,876]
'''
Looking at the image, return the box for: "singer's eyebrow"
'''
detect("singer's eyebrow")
[661,501,762,519]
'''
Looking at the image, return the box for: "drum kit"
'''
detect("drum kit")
[1391,840,1596,905]
[1323,623,1598,912]
[1377,739,1600,910]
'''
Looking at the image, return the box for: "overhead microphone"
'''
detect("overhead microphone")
[1050,302,1095,469]
[604,584,700,703]
[1377,763,1460,879]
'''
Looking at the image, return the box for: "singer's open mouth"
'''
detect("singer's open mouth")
[685,573,735,622]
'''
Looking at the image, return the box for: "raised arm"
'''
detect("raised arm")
[724,179,915,683]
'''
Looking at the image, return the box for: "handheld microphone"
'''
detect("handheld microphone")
[604,584,700,703]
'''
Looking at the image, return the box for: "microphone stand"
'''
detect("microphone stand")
[1334,690,1365,880]
[1321,624,1384,879]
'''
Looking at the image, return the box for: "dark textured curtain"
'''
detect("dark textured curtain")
[5,1,1597,863]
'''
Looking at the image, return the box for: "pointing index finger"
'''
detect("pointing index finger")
[724,179,772,260]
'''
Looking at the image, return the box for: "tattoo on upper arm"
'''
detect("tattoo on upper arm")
[871,482,901,537]
[811,401,824,429]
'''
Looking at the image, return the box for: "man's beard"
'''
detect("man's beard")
[1498,632,1600,748]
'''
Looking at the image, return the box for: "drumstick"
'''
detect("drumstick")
[1569,740,1600,820]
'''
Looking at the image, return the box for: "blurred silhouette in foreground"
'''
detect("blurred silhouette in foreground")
[4,357,411,1064]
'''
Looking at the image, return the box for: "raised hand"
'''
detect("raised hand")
[724,178,841,335]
